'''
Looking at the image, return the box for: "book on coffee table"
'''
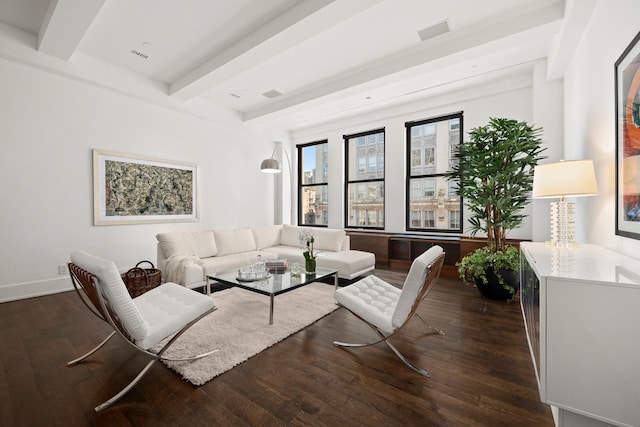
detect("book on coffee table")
[266,259,288,273]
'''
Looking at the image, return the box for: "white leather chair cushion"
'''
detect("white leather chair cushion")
[251,225,282,250]
[71,251,148,342]
[214,228,257,256]
[334,275,400,334]
[391,246,443,328]
[134,282,215,349]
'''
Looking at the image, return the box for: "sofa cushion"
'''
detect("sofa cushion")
[214,228,257,256]
[280,224,345,252]
[200,251,278,275]
[280,224,302,248]
[157,230,217,258]
[262,245,305,264]
[313,228,346,252]
[262,247,375,280]
[193,230,217,258]
[252,225,282,250]
[318,250,375,277]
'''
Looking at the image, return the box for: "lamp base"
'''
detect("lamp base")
[548,200,576,248]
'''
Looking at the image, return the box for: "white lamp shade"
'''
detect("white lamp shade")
[260,158,281,173]
[532,159,598,198]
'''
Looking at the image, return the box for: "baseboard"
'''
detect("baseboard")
[0,276,73,303]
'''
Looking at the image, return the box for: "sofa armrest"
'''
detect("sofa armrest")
[157,244,206,288]
[182,262,207,288]
[157,244,168,279]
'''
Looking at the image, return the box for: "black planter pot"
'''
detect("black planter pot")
[475,267,519,301]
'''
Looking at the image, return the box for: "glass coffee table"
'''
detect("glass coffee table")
[208,267,338,325]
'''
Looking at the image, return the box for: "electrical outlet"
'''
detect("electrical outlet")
[58,264,69,275]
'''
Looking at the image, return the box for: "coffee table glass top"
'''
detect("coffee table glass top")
[208,267,338,296]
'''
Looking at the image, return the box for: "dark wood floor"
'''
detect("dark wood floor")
[0,269,553,426]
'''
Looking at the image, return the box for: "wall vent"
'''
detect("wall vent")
[418,20,450,42]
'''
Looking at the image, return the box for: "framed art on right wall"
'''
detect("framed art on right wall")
[615,30,640,240]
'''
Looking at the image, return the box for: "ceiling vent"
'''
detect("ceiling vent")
[130,49,149,59]
[418,20,450,42]
[262,89,282,99]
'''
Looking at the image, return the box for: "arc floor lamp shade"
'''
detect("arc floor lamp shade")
[260,158,281,173]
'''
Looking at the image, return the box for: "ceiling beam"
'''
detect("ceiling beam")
[243,1,564,123]
[546,0,597,81]
[37,0,105,60]
[169,0,384,101]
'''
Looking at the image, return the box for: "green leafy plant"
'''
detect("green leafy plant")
[446,118,546,295]
[457,245,520,290]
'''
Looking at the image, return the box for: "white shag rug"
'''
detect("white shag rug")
[156,282,339,386]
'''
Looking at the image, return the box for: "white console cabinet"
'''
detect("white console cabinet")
[520,242,640,427]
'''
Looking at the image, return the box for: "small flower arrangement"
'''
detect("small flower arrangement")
[299,229,317,261]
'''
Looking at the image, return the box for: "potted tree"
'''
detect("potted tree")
[446,117,546,301]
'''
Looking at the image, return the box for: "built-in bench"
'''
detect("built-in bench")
[347,231,525,278]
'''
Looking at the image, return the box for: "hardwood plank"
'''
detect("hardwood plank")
[0,270,553,426]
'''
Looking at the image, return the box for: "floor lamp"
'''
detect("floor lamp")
[532,159,598,247]
[260,143,293,224]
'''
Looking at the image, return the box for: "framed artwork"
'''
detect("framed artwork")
[615,30,640,240]
[93,149,199,225]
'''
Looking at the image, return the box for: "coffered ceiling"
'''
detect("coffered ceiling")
[0,0,585,132]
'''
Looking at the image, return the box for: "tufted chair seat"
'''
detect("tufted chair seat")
[333,246,445,377]
[334,275,401,334]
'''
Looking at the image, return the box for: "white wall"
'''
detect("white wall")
[564,0,640,257]
[0,57,275,302]
[531,59,564,243]
[292,69,561,239]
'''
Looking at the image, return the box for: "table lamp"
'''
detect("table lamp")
[532,159,598,247]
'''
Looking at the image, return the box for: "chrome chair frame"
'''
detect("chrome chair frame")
[68,262,217,412]
[333,251,445,377]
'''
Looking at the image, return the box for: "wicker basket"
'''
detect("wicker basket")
[121,261,162,298]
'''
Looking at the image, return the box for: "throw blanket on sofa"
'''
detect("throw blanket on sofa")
[166,254,205,285]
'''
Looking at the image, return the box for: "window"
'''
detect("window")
[449,210,460,229]
[405,112,463,232]
[367,155,376,170]
[298,140,329,226]
[425,210,436,228]
[424,178,435,197]
[345,128,384,229]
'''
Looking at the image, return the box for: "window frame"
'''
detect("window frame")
[344,128,385,230]
[405,112,463,233]
[297,140,329,227]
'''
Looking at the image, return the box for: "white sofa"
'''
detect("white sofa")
[156,224,375,289]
